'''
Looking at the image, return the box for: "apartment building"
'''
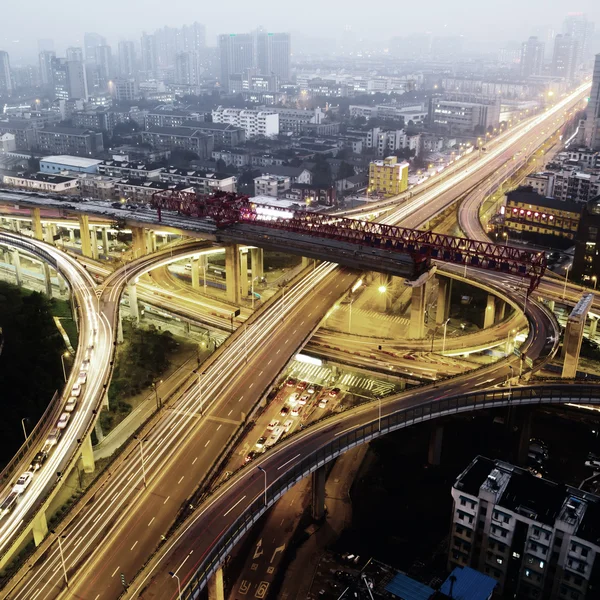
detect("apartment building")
[141,126,214,158]
[34,126,104,157]
[98,159,163,180]
[212,107,279,138]
[265,107,324,134]
[254,175,290,197]
[450,456,600,599]
[552,170,600,203]
[368,156,409,197]
[211,149,250,167]
[430,94,501,134]
[159,168,236,194]
[3,172,79,194]
[144,108,205,129]
[113,179,194,203]
[72,109,116,134]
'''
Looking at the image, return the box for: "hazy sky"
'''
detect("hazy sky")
[2,0,600,61]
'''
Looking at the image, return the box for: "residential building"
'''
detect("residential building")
[34,126,104,157]
[267,107,324,134]
[187,123,245,148]
[0,133,16,152]
[504,186,582,240]
[174,52,198,86]
[40,155,102,174]
[0,121,35,151]
[211,149,250,167]
[118,41,136,78]
[0,51,13,96]
[573,195,600,284]
[450,455,600,599]
[254,175,290,197]
[430,94,501,134]
[67,59,88,100]
[51,57,69,100]
[256,31,291,81]
[113,179,194,203]
[140,32,157,77]
[283,183,336,206]
[552,34,579,81]
[112,78,139,102]
[336,173,367,195]
[563,13,595,66]
[524,172,555,197]
[368,156,409,197]
[84,33,106,64]
[259,165,312,184]
[77,174,118,199]
[94,45,113,90]
[38,50,56,88]
[66,47,84,63]
[141,126,214,158]
[585,54,600,151]
[2,172,79,194]
[520,36,545,78]
[72,109,116,134]
[552,170,600,202]
[145,108,205,129]
[98,159,163,180]
[159,168,236,194]
[218,33,254,91]
[212,107,279,138]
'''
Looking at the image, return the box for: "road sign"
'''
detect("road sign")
[233,308,241,317]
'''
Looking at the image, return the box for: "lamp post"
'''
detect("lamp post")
[251,276,260,310]
[60,351,69,382]
[348,298,353,334]
[442,318,450,353]
[562,264,571,299]
[593,276,598,291]
[21,418,29,445]
[151,380,163,410]
[257,465,267,505]
[169,572,182,600]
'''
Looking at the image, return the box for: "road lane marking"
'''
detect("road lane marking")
[30,590,42,600]
[112,566,120,577]
[276,349,281,354]
[239,395,244,401]
[259,371,263,376]
[131,540,138,551]
[178,476,185,484]
[205,440,211,447]
[217,424,222,431]
[224,495,247,517]
[228,410,233,416]
[268,360,272,365]
[148,517,155,527]
[192,456,198,465]
[249,383,254,389]
[163,495,170,504]
[277,453,301,470]
[173,550,194,576]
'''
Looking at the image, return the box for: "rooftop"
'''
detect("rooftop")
[41,155,103,168]
[115,178,194,191]
[101,160,163,171]
[144,126,203,137]
[39,125,98,135]
[385,572,434,600]
[506,186,583,214]
[438,566,497,600]
[6,172,78,184]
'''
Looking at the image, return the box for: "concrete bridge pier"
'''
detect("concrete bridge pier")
[240,249,249,299]
[128,283,139,323]
[117,307,124,343]
[12,249,22,287]
[484,294,496,329]
[43,224,54,245]
[78,215,92,258]
[90,227,99,260]
[81,434,95,473]
[101,227,109,255]
[131,226,146,258]
[409,283,427,339]
[251,248,264,280]
[428,424,444,466]
[43,262,53,298]
[561,294,594,378]
[32,510,49,546]
[590,317,598,340]
[311,464,327,521]
[191,257,200,291]
[94,420,104,444]
[207,567,225,600]
[57,271,67,295]
[225,244,241,304]
[31,208,43,241]
[68,229,75,244]
[436,276,452,325]
[547,300,555,312]
[146,230,157,254]
[495,300,506,323]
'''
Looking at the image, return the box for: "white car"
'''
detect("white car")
[288,393,299,406]
[12,472,33,494]
[307,386,316,395]
[71,384,82,397]
[299,394,310,405]
[77,371,87,385]
[283,419,294,433]
[267,419,280,431]
[291,406,302,417]
[65,397,78,412]
[56,413,70,430]
[318,399,328,409]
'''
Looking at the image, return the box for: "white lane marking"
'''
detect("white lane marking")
[163,495,170,505]
[94,595,100,600]
[73,536,84,549]
[268,360,272,365]
[131,540,138,551]
[217,424,222,431]
[277,349,281,354]
[277,453,302,471]
[335,425,359,438]
[224,495,247,517]
[205,440,211,447]
[239,395,244,401]
[178,476,185,484]
[258,371,263,376]
[173,550,194,577]
[192,456,198,465]
[249,383,254,389]
[111,566,120,577]
[228,409,233,416]
[293,329,297,334]
[30,590,42,600]
[148,517,155,527]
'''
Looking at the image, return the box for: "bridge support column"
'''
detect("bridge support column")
[225,244,241,304]
[146,230,157,254]
[69,228,75,244]
[590,317,598,340]
[495,300,506,323]
[131,226,146,258]
[31,208,43,241]
[101,227,109,255]
[311,465,327,521]
[57,271,67,295]
[207,567,225,600]
[301,256,310,268]
[547,300,555,313]
[484,295,496,329]
[12,218,21,233]
[428,424,444,466]
[12,249,22,287]
[240,249,249,299]
[90,227,99,260]
[117,308,124,343]
[81,434,95,473]
[251,248,264,280]
[78,214,92,258]
[94,419,104,444]
[436,276,452,325]
[32,510,48,546]
[409,283,427,339]
[562,314,587,379]
[102,390,110,410]
[191,258,200,290]
[44,224,54,244]
[128,284,139,323]
[43,263,53,298]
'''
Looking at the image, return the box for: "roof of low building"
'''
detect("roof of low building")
[438,567,497,600]
[41,155,103,168]
[144,126,203,137]
[385,572,434,600]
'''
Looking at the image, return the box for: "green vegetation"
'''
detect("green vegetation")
[50,298,78,350]
[0,282,66,466]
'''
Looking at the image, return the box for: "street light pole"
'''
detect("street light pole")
[442,318,450,353]
[169,572,182,600]
[60,352,68,382]
[348,299,353,334]
[21,418,28,445]
[562,264,571,299]
[152,380,162,410]
[257,466,267,505]
[251,276,259,310]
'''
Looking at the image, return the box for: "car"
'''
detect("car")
[291,406,302,417]
[285,378,296,387]
[280,406,290,416]
[288,393,299,405]
[46,428,62,446]
[12,472,34,494]
[56,413,70,430]
[81,359,90,371]
[267,419,280,431]
[65,397,78,412]
[318,399,328,409]
[255,436,267,449]
[71,384,82,397]
[296,381,307,391]
[283,420,294,433]
[77,371,87,385]
[307,386,316,395]
[299,394,310,405]
[30,452,48,472]
[244,451,258,464]
[329,388,341,397]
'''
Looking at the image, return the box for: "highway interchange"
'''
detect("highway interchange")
[0,82,594,599]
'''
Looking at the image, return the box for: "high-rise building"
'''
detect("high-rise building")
[368,156,409,197]
[218,34,254,90]
[256,31,291,81]
[585,54,600,150]
[84,33,106,64]
[37,39,54,53]
[51,57,69,100]
[141,33,157,77]
[564,13,595,66]
[66,47,84,63]
[67,60,88,100]
[181,22,206,54]
[174,52,198,86]
[39,50,56,88]
[0,51,13,96]
[552,34,579,81]
[95,45,113,89]
[118,41,137,79]
[520,36,545,77]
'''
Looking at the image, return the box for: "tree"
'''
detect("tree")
[169,148,200,167]
[215,158,227,173]
[337,161,355,180]
[27,155,40,173]
[312,155,332,187]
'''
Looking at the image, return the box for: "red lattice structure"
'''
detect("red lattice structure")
[151,191,546,291]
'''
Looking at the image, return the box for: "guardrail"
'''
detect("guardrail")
[181,383,600,598]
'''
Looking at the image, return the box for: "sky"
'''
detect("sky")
[2,0,600,62]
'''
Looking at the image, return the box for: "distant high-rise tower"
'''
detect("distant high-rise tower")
[67,60,88,100]
[51,57,69,100]
[118,41,137,78]
[256,31,291,81]
[552,34,579,80]
[39,50,55,87]
[84,33,106,64]
[218,33,254,90]
[141,33,157,77]
[520,36,545,77]
[175,52,198,86]
[66,47,84,63]
[585,54,600,150]
[38,39,55,53]
[0,51,13,96]
[564,13,595,66]
[95,45,113,89]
